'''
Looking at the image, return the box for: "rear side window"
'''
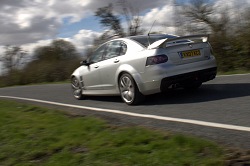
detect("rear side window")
[103,41,127,60]
[120,42,127,55]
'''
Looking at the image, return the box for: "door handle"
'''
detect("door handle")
[114,59,120,63]
[94,65,99,68]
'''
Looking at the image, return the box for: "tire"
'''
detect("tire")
[118,73,144,105]
[183,81,202,90]
[71,77,85,100]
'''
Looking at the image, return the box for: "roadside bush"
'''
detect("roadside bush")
[0,39,81,87]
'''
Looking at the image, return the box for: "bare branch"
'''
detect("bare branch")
[0,46,27,72]
[95,3,124,37]
[116,0,144,36]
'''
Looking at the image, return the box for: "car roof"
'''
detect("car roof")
[127,34,178,39]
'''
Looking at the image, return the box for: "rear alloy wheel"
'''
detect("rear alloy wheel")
[71,77,84,100]
[119,73,144,105]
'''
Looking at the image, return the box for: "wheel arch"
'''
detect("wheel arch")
[116,64,144,93]
[117,72,145,105]
[71,73,84,89]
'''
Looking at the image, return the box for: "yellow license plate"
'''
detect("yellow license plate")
[179,49,201,58]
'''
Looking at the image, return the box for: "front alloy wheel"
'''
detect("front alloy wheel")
[71,77,84,100]
[119,73,144,105]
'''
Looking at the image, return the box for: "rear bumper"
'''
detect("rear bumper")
[160,67,217,91]
[137,66,217,95]
[136,56,217,95]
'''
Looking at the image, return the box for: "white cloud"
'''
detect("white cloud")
[64,29,101,54]
[0,0,249,57]
[0,0,169,46]
[141,2,176,34]
[21,39,52,54]
[0,28,100,61]
[19,29,101,57]
[0,0,94,46]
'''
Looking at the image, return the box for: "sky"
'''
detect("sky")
[0,0,249,61]
[0,0,175,54]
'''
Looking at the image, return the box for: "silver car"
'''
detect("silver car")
[71,34,217,105]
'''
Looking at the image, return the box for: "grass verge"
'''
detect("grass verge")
[217,69,250,75]
[0,100,225,166]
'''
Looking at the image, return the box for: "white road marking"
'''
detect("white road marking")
[1,95,250,132]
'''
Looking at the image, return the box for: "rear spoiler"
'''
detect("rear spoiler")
[147,34,209,49]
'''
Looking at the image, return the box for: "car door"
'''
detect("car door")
[80,44,107,90]
[98,40,127,91]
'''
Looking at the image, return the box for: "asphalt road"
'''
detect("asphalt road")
[1,74,250,149]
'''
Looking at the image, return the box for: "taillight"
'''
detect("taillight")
[146,54,168,66]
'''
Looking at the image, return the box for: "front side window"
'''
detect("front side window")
[89,44,107,63]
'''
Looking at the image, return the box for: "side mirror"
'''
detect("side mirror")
[80,60,90,66]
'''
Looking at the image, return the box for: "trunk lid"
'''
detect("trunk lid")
[148,34,211,65]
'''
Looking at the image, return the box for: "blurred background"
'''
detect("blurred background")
[0,0,249,87]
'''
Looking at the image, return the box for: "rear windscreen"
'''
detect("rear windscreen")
[129,35,178,47]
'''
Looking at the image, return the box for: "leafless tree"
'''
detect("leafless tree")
[117,0,144,36]
[95,3,125,37]
[0,46,26,72]
[95,1,144,38]
[175,0,230,35]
